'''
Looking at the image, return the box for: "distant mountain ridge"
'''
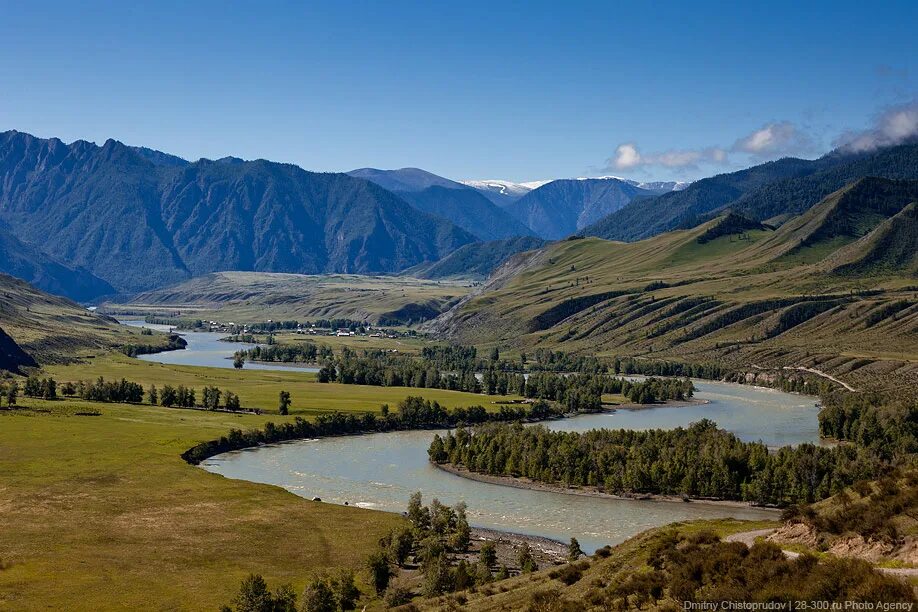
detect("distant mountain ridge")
[0,226,114,301]
[406,235,548,279]
[0,131,476,293]
[584,144,918,241]
[504,177,662,240]
[347,168,533,240]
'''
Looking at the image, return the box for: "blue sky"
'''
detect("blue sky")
[1,1,916,182]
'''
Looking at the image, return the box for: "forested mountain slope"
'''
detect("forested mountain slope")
[584,144,918,241]
[0,226,114,301]
[0,131,475,293]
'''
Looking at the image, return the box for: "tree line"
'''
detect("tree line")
[818,390,917,461]
[429,420,884,506]
[235,342,332,364]
[181,396,566,465]
[318,350,692,409]
[120,334,187,357]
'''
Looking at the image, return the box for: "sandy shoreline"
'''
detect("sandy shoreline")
[434,463,780,512]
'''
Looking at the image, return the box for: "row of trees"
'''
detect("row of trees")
[236,343,331,364]
[16,374,254,413]
[429,420,883,506]
[120,334,186,357]
[181,396,566,465]
[319,349,692,409]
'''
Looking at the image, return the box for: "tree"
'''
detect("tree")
[366,550,392,595]
[278,390,291,415]
[423,555,454,597]
[331,569,359,611]
[203,386,222,410]
[389,526,414,566]
[489,347,500,361]
[479,541,497,568]
[225,391,241,412]
[518,542,538,573]
[160,384,176,407]
[568,537,584,561]
[230,574,273,612]
[233,353,245,369]
[6,382,17,407]
[454,559,473,591]
[146,385,158,405]
[300,576,336,612]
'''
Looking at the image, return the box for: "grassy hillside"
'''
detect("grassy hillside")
[432,183,918,396]
[407,519,912,611]
[0,273,170,366]
[0,399,403,610]
[103,271,472,325]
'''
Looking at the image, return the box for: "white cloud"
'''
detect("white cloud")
[732,121,813,156]
[608,143,727,171]
[835,100,918,153]
[612,143,642,169]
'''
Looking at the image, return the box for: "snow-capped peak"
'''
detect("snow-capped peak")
[460,179,551,197]
[463,176,688,197]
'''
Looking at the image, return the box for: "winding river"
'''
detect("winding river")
[121,320,818,552]
[122,320,319,372]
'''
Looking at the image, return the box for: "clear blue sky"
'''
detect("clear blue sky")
[1,1,916,182]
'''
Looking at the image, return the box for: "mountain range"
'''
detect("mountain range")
[347,168,533,240]
[583,144,918,241]
[0,131,477,295]
[2,128,916,305]
[502,178,669,239]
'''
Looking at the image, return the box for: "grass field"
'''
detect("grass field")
[46,353,517,416]
[0,400,405,610]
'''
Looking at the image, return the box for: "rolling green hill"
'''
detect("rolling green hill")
[431,182,918,395]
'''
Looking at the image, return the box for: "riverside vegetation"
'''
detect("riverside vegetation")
[428,420,884,506]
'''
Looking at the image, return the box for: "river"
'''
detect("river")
[120,319,815,552]
[121,320,320,372]
[201,381,818,553]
